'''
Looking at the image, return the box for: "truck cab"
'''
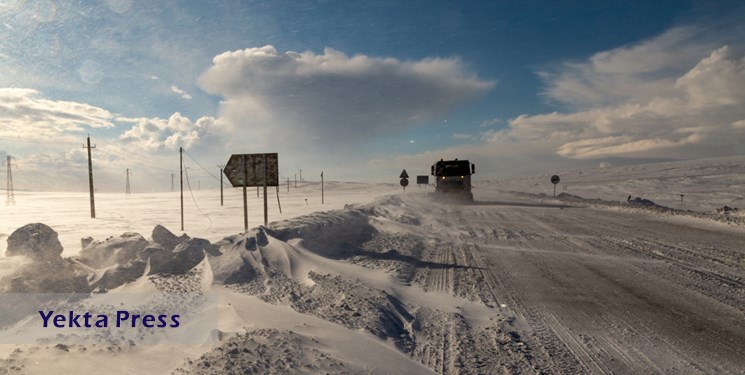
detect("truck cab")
[431,159,475,201]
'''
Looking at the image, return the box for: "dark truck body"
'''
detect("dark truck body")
[431,159,475,201]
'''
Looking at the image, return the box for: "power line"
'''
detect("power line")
[182,149,222,183]
[92,137,175,172]
[182,156,213,231]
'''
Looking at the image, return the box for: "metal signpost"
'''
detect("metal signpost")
[224,153,279,231]
[551,175,560,197]
[400,169,409,191]
[416,175,429,188]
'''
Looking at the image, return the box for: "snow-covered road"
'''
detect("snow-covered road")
[1,157,743,374]
[393,190,745,373]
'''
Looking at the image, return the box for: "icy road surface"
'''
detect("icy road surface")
[392,190,745,373]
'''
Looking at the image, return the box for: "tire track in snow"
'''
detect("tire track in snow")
[433,197,745,373]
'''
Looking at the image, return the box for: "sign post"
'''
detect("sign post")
[224,153,279,231]
[400,169,409,191]
[242,155,248,231]
[550,175,560,197]
[416,175,429,188]
[263,154,268,226]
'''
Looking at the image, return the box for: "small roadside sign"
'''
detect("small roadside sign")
[399,169,409,191]
[550,175,560,197]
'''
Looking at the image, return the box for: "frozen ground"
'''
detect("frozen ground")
[0,156,743,374]
[491,155,745,213]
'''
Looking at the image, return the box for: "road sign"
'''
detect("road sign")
[550,175,560,197]
[224,153,279,187]
[400,178,409,187]
[400,169,409,179]
[416,175,429,185]
[223,153,279,231]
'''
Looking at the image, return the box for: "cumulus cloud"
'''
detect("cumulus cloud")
[0,88,114,138]
[198,45,494,150]
[374,28,745,178]
[118,112,219,151]
[521,45,745,160]
[539,27,718,108]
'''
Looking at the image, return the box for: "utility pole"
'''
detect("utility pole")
[171,173,174,192]
[84,135,96,218]
[5,156,15,206]
[180,147,184,231]
[321,171,324,204]
[125,168,131,195]
[299,169,302,182]
[218,165,224,206]
[294,174,297,188]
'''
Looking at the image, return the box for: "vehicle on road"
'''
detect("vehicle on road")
[431,158,475,201]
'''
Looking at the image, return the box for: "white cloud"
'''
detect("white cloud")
[170,85,192,100]
[479,118,501,128]
[0,88,114,138]
[118,112,219,151]
[453,133,475,140]
[198,45,494,152]
[539,27,719,108]
[374,29,745,178]
[525,46,745,160]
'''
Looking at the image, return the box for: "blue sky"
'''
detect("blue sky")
[1,0,744,191]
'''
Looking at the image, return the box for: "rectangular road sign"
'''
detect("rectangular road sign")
[416,175,429,185]
[224,153,279,187]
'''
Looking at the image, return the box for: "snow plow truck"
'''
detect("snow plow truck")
[431,159,475,201]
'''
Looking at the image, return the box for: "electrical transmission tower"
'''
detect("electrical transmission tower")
[125,168,131,195]
[5,155,16,206]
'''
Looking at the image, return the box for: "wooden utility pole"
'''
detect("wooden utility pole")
[125,168,131,195]
[84,136,96,218]
[5,156,15,206]
[218,165,224,206]
[276,185,282,214]
[180,147,184,231]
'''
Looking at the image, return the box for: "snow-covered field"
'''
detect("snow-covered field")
[0,156,743,374]
[0,181,402,258]
[491,155,745,213]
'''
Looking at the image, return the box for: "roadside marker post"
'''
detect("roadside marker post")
[551,175,560,197]
[400,169,409,191]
